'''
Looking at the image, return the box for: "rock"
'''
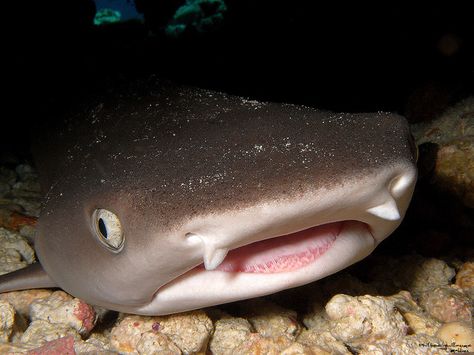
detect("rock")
[208,316,306,354]
[0,299,15,342]
[209,317,252,355]
[15,164,39,183]
[10,197,42,217]
[387,291,442,336]
[302,296,330,331]
[0,289,52,318]
[369,255,456,298]
[325,294,407,350]
[280,342,330,354]
[74,333,114,354]
[110,310,212,354]
[434,141,474,207]
[297,328,351,354]
[412,96,474,146]
[240,335,293,355]
[30,291,97,335]
[135,331,182,354]
[401,257,456,297]
[455,261,474,300]
[419,285,472,324]
[0,342,31,353]
[412,96,474,207]
[402,312,442,337]
[154,310,213,353]
[20,320,81,348]
[26,335,76,355]
[0,166,17,188]
[436,321,474,353]
[0,227,35,275]
[238,299,301,341]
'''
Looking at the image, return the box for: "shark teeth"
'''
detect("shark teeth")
[367,196,400,221]
[186,233,229,270]
[203,247,229,271]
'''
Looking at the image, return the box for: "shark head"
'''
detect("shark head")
[0,83,417,315]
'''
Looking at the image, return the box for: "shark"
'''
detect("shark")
[0,80,417,315]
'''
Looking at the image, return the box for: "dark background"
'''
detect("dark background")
[2,1,473,155]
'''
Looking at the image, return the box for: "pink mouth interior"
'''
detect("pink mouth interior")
[202,221,344,274]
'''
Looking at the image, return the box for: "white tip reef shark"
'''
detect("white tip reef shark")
[0,80,417,315]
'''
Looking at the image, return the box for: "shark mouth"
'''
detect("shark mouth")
[138,220,375,315]
[196,221,346,273]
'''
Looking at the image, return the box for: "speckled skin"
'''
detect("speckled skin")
[37,82,416,224]
[0,79,417,314]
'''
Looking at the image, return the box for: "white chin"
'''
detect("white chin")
[135,221,375,315]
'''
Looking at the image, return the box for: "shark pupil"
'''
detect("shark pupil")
[98,218,108,239]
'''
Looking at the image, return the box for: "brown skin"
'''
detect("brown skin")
[1,79,417,310]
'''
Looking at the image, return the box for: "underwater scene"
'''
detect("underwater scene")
[0,1,473,353]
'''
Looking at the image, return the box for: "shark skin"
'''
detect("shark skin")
[0,80,417,315]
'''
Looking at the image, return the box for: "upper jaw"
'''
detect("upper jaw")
[178,163,417,271]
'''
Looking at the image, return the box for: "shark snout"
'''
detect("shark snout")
[360,167,417,242]
[181,163,417,274]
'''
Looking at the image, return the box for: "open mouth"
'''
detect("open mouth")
[138,220,375,315]
[195,221,368,274]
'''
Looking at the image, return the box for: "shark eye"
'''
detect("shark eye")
[92,209,124,252]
